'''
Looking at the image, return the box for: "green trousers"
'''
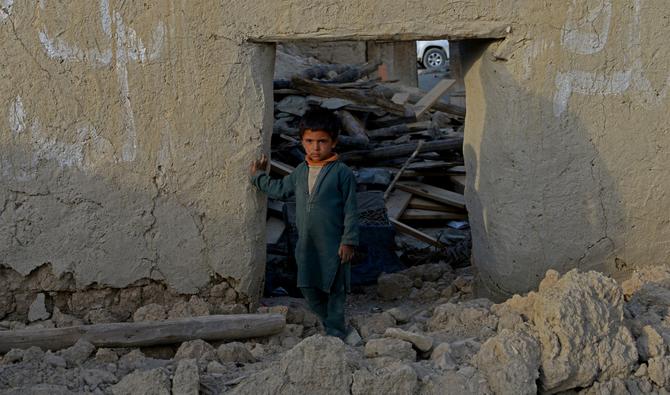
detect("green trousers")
[300,264,347,339]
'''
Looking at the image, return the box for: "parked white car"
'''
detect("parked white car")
[416,40,449,70]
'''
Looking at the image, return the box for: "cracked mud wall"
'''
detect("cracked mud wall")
[2,0,669,303]
[0,1,274,301]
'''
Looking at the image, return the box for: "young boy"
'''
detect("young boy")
[250,108,359,339]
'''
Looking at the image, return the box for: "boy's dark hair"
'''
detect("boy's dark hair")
[298,108,341,140]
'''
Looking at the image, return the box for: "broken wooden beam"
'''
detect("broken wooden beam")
[396,181,466,209]
[384,140,424,200]
[373,84,466,117]
[0,314,286,353]
[339,137,463,163]
[385,190,412,220]
[291,77,414,117]
[401,208,467,221]
[390,218,445,248]
[337,110,369,144]
[413,79,456,118]
[408,197,467,213]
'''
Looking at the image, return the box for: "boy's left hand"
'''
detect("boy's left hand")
[339,244,355,263]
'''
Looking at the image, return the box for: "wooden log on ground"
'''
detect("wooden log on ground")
[339,137,463,163]
[0,314,286,353]
[292,77,414,117]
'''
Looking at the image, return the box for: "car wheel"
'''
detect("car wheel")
[422,47,447,70]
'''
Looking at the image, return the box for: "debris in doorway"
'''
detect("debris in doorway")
[265,47,470,294]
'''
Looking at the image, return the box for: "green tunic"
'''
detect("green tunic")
[252,160,359,292]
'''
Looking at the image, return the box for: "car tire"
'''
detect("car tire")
[422,47,448,70]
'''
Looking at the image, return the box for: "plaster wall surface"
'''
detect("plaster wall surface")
[1,0,669,302]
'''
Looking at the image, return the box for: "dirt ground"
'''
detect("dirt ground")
[2,261,670,394]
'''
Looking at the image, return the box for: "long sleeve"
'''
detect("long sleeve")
[251,171,296,200]
[340,169,359,246]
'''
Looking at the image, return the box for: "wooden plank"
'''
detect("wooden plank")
[390,218,445,248]
[385,190,412,220]
[339,137,463,163]
[391,92,410,105]
[396,181,466,209]
[413,79,456,117]
[292,77,414,117]
[449,174,466,194]
[408,197,466,213]
[271,160,295,176]
[337,110,369,144]
[445,165,466,174]
[266,217,286,245]
[384,140,424,200]
[0,314,286,353]
[401,209,467,221]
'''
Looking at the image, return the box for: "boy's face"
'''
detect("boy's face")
[301,129,337,161]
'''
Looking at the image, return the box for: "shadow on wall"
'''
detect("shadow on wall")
[460,40,624,301]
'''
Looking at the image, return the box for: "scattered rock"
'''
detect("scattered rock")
[421,370,492,395]
[59,339,95,366]
[132,303,167,322]
[490,303,525,331]
[173,358,199,395]
[207,360,227,374]
[384,327,433,352]
[427,299,497,341]
[276,95,308,116]
[2,348,25,364]
[167,296,210,319]
[474,328,541,395]
[84,308,116,324]
[430,343,457,370]
[385,307,410,324]
[219,304,248,315]
[82,368,118,388]
[377,273,413,300]
[110,368,171,395]
[351,312,396,338]
[174,339,216,362]
[637,325,668,361]
[230,335,353,395]
[345,328,363,347]
[28,293,50,322]
[43,351,67,368]
[52,307,84,328]
[532,270,638,392]
[364,338,416,361]
[648,356,670,389]
[22,346,45,362]
[95,348,119,363]
[352,363,418,395]
[217,342,256,364]
[446,338,481,365]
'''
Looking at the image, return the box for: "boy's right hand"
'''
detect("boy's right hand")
[250,154,269,176]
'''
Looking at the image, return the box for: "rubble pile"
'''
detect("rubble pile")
[265,49,471,297]
[3,266,670,394]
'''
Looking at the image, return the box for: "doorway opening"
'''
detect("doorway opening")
[262,39,472,300]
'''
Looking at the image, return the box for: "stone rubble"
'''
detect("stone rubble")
[3,263,670,394]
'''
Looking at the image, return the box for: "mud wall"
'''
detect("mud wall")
[1,1,668,306]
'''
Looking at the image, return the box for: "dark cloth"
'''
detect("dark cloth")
[251,160,359,292]
[300,262,347,339]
